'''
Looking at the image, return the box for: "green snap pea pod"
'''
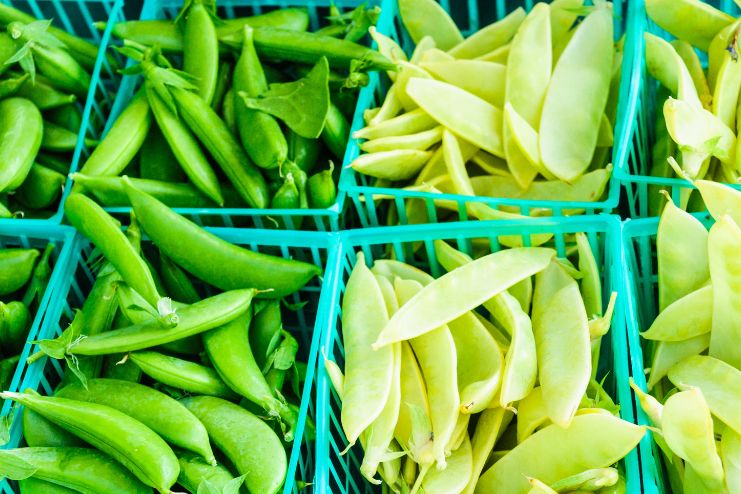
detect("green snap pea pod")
[642,285,712,341]
[0,301,30,355]
[159,254,200,304]
[15,164,65,210]
[139,122,185,183]
[350,149,432,181]
[77,89,151,178]
[0,392,179,493]
[287,129,320,174]
[539,7,613,182]
[0,248,38,296]
[19,242,52,310]
[36,152,70,175]
[448,7,525,59]
[129,351,238,399]
[0,97,42,193]
[125,181,319,297]
[169,86,268,208]
[360,126,443,153]
[22,407,84,448]
[0,447,149,494]
[668,355,741,434]
[721,429,741,493]
[13,74,76,109]
[0,73,28,98]
[211,61,231,112]
[72,174,216,208]
[56,378,216,465]
[307,164,337,209]
[177,453,235,493]
[707,215,741,368]
[0,31,16,73]
[250,300,282,370]
[146,89,223,205]
[695,179,741,225]
[18,478,77,493]
[398,0,462,50]
[270,173,300,209]
[662,388,725,491]
[45,104,82,132]
[233,26,286,170]
[374,247,553,348]
[353,108,437,141]
[181,396,287,494]
[101,354,142,382]
[180,0,218,104]
[64,193,161,309]
[647,334,710,389]
[475,414,645,494]
[645,0,733,52]
[422,435,472,494]
[321,102,350,160]
[40,121,96,152]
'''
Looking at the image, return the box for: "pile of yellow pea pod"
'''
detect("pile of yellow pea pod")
[328,235,643,494]
[348,0,619,219]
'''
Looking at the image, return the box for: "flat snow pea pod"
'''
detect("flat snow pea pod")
[181,396,287,494]
[0,98,42,193]
[368,84,402,127]
[532,261,591,428]
[656,196,709,310]
[371,259,434,287]
[22,408,84,448]
[475,414,645,494]
[527,478,558,494]
[72,174,217,208]
[668,355,741,434]
[575,233,602,319]
[448,7,525,59]
[721,429,741,494]
[662,388,725,491]
[406,78,504,157]
[354,108,437,141]
[0,447,149,494]
[0,301,31,355]
[146,89,223,205]
[0,248,38,296]
[77,90,151,178]
[360,126,443,153]
[503,103,541,187]
[395,341,434,465]
[551,468,619,491]
[539,7,613,182]
[447,413,470,454]
[695,179,741,225]
[647,334,710,389]
[15,164,65,210]
[463,407,514,494]
[422,435,472,494]
[124,181,319,297]
[644,34,701,108]
[180,0,218,104]
[642,285,713,341]
[394,61,433,112]
[64,193,161,309]
[373,247,553,348]
[421,60,505,107]
[375,274,399,317]
[129,351,238,400]
[56,378,216,465]
[350,149,432,181]
[645,0,733,52]
[711,24,741,129]
[398,0,462,50]
[670,40,710,109]
[41,121,97,152]
[707,215,741,369]
[18,478,77,493]
[0,392,179,493]
[177,453,235,493]
[516,386,550,443]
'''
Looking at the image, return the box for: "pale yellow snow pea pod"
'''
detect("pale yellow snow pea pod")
[416,139,478,185]
[707,215,741,369]
[656,195,709,311]
[371,260,433,287]
[395,341,435,466]
[662,388,725,492]
[721,429,741,494]
[575,232,602,319]
[442,129,474,196]
[409,36,437,64]
[532,261,591,428]
[527,478,558,494]
[374,274,400,317]
[422,435,472,494]
[668,355,741,434]
[642,285,712,341]
[369,26,407,79]
[323,356,344,399]
[340,252,394,446]
[630,379,675,462]
[421,61,506,107]
[539,7,613,183]
[403,457,417,487]
[448,8,525,59]
[695,179,741,225]
[350,149,433,181]
[503,102,540,188]
[708,20,740,90]
[354,108,437,141]
[550,0,584,56]
[369,84,402,127]
[378,440,404,488]
[399,0,462,51]
[645,0,733,52]
[406,78,505,157]
[395,61,433,111]
[510,277,533,313]
[475,414,645,494]
[470,311,511,355]
[418,48,454,63]
[463,407,514,494]
[551,468,619,491]
[360,126,443,154]
[647,334,710,389]
[516,387,550,443]
[476,44,510,64]
[644,34,702,108]
[447,413,470,454]
[374,247,554,347]
[670,40,711,109]
[470,151,510,177]
[596,114,614,147]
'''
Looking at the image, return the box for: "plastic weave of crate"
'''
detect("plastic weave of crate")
[616,0,741,218]
[0,227,342,494]
[0,0,125,226]
[315,215,642,494]
[76,0,390,232]
[339,0,637,228]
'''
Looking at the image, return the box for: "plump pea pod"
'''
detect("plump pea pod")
[130,350,239,400]
[0,248,38,296]
[0,393,179,493]
[0,301,31,355]
[160,254,200,304]
[307,164,337,209]
[646,0,733,52]
[139,123,185,182]
[321,102,350,160]
[13,73,76,109]
[0,447,149,494]
[56,378,216,465]
[287,129,319,173]
[250,300,282,369]
[180,0,218,104]
[178,453,235,493]
[20,243,52,310]
[64,193,161,308]
[234,26,287,169]
[0,73,28,98]
[0,98,42,193]
[40,121,96,152]
[181,395,287,494]
[270,173,300,209]
[211,61,232,112]
[101,354,142,382]
[45,104,82,132]
[125,180,320,297]
[18,478,77,493]
[15,164,65,210]
[0,32,16,75]
[146,89,224,205]
[221,88,238,136]
[203,310,298,442]
[77,89,151,178]
[170,86,268,208]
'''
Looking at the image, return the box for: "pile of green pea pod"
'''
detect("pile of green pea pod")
[644,0,741,215]
[631,179,741,494]
[348,0,619,221]
[327,234,644,494]
[0,4,102,220]
[71,1,394,217]
[0,186,322,493]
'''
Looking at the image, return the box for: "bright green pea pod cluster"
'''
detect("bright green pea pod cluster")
[635,181,741,494]
[332,235,639,494]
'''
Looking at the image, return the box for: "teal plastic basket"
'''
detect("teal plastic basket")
[339,0,638,228]
[315,215,642,494]
[616,0,741,218]
[621,214,716,494]
[0,0,124,226]
[0,227,342,494]
[79,0,389,232]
